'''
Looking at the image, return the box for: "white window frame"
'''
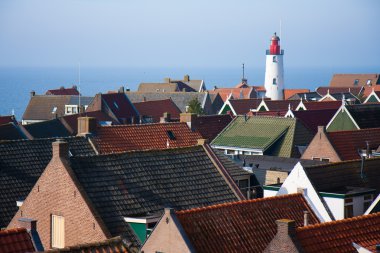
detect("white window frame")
[51,214,65,248]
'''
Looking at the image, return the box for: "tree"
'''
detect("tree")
[187,97,204,115]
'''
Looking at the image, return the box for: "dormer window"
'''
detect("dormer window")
[354,79,359,86]
[273,78,277,85]
[367,79,372,86]
[52,106,57,114]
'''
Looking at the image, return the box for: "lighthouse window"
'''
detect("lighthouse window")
[354,79,359,86]
[273,56,277,62]
[273,78,277,85]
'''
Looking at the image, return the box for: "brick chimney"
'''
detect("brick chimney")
[184,75,190,82]
[276,219,296,237]
[264,219,300,252]
[18,217,37,231]
[52,139,69,160]
[118,86,125,93]
[77,117,97,136]
[197,139,209,145]
[160,112,171,123]
[30,91,35,97]
[180,113,197,130]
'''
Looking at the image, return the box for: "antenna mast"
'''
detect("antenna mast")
[242,63,245,80]
[78,62,81,113]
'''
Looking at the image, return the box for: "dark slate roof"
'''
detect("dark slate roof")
[228,98,266,115]
[101,93,139,122]
[212,150,251,179]
[303,158,380,193]
[261,100,300,111]
[287,92,321,101]
[46,86,79,95]
[125,92,210,113]
[301,101,342,110]
[0,116,17,125]
[316,86,363,96]
[68,96,94,106]
[23,119,71,138]
[0,137,95,228]
[346,104,380,129]
[70,146,239,245]
[292,109,337,134]
[329,92,359,101]
[133,99,181,123]
[0,123,28,141]
[193,114,233,141]
[22,95,71,121]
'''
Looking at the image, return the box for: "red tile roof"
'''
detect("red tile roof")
[316,86,363,96]
[296,212,380,253]
[210,87,255,102]
[176,193,319,253]
[133,99,181,122]
[46,86,80,95]
[284,89,310,100]
[229,98,268,115]
[329,74,380,88]
[0,228,35,253]
[302,101,342,110]
[193,114,233,141]
[252,86,266,92]
[327,128,380,160]
[292,109,337,134]
[92,122,203,154]
[262,100,300,111]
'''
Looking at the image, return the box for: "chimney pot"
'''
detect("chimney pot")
[119,86,125,93]
[18,218,37,231]
[184,75,190,82]
[30,91,36,97]
[77,117,97,136]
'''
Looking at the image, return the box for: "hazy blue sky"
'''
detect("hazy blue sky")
[0,0,379,69]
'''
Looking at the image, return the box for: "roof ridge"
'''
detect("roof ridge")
[0,227,27,235]
[98,122,184,128]
[328,127,380,135]
[176,193,303,215]
[0,135,82,144]
[296,212,380,232]
[304,156,380,169]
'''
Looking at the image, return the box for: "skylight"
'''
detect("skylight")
[167,130,176,140]
[114,102,119,109]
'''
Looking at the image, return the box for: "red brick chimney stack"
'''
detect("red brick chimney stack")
[52,139,69,161]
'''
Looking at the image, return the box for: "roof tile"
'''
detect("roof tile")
[133,99,181,122]
[0,228,35,253]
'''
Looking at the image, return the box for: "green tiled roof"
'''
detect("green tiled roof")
[211,116,312,158]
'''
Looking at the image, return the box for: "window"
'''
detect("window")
[273,56,277,62]
[321,158,330,162]
[354,79,359,86]
[52,107,57,114]
[367,79,372,86]
[51,215,64,248]
[166,130,176,140]
[344,198,354,218]
[312,157,320,161]
[273,78,277,85]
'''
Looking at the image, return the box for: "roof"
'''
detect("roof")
[209,87,255,102]
[91,122,203,154]
[0,115,17,125]
[296,212,380,253]
[133,99,181,123]
[0,228,35,253]
[60,111,116,134]
[192,114,233,141]
[100,93,139,122]
[175,193,319,253]
[68,96,94,106]
[327,128,380,160]
[138,83,182,92]
[228,98,266,115]
[292,109,337,134]
[301,101,342,110]
[316,86,363,96]
[22,95,71,121]
[213,150,252,179]
[0,123,28,141]
[284,89,310,100]
[22,119,71,138]
[248,110,287,117]
[303,158,380,193]
[70,146,239,244]
[326,92,359,101]
[125,92,211,113]
[212,116,313,158]
[329,74,380,87]
[287,92,321,101]
[345,104,380,129]
[43,236,132,253]
[0,137,95,228]
[261,100,300,111]
[46,86,79,96]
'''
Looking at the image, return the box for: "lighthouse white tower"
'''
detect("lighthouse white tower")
[264,32,284,100]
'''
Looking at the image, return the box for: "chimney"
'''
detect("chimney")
[275,219,296,237]
[30,91,35,97]
[317,126,326,139]
[180,113,197,130]
[77,117,97,136]
[160,112,171,123]
[303,211,309,226]
[164,78,171,83]
[184,75,190,82]
[52,139,69,160]
[366,141,372,158]
[18,218,37,231]
[118,86,125,93]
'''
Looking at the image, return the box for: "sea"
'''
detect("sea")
[0,66,378,120]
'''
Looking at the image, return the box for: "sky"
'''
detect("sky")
[0,0,379,69]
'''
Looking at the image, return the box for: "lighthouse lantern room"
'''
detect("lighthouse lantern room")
[264,32,284,100]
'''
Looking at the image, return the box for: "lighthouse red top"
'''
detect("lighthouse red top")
[269,32,281,55]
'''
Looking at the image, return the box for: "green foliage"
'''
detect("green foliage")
[187,97,204,115]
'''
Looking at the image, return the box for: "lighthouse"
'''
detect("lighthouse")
[264,32,284,100]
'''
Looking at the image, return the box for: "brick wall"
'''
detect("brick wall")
[301,126,341,162]
[265,170,289,185]
[8,141,108,249]
[264,219,301,253]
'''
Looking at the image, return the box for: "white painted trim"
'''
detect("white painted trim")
[284,109,294,118]
[201,92,208,109]
[211,145,263,154]
[364,90,380,103]
[326,103,360,130]
[257,99,269,111]
[218,99,237,115]
[364,193,380,215]
[124,216,160,224]
[352,242,372,253]
[319,93,336,101]
[295,100,306,111]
